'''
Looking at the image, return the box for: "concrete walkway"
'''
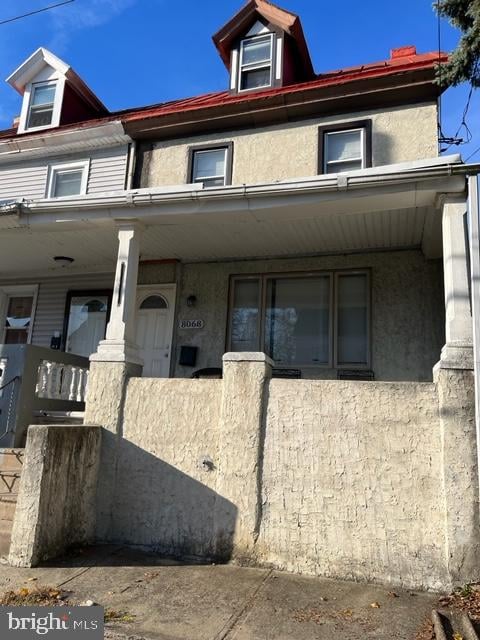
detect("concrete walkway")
[0,546,438,639]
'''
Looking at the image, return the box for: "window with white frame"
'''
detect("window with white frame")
[320,121,372,175]
[1,286,38,345]
[190,145,232,188]
[239,33,274,91]
[228,271,370,368]
[27,82,57,130]
[47,161,89,198]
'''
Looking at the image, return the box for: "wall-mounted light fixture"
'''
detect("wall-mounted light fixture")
[53,256,75,267]
[186,295,197,307]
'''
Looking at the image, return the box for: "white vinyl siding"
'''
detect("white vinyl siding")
[0,145,128,202]
[0,273,114,348]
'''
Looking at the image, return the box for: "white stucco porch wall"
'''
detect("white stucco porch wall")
[156,250,444,382]
[257,379,447,589]
[143,103,438,187]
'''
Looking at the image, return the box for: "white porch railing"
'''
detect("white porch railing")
[0,345,90,447]
[36,361,88,402]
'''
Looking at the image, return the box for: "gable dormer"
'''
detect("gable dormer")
[213,0,314,94]
[6,48,107,135]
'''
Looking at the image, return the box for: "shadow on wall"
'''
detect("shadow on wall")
[95,430,237,563]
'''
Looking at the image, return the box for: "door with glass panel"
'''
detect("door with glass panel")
[135,286,176,378]
[64,291,111,358]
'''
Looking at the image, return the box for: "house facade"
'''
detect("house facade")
[0,0,479,591]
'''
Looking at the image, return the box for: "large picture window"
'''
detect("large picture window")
[228,271,370,368]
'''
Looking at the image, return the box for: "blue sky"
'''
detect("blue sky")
[0,0,478,162]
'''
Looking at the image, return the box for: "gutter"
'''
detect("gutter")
[468,176,480,504]
[14,157,480,215]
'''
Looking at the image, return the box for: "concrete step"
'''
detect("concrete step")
[0,449,24,472]
[0,518,13,557]
[432,608,479,639]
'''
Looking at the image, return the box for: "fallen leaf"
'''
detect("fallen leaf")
[370,602,381,608]
[453,633,464,640]
[19,588,29,597]
[27,578,37,582]
[387,591,399,598]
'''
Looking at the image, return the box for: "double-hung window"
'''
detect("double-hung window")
[228,271,370,368]
[239,34,274,91]
[319,121,372,175]
[189,144,233,188]
[47,161,89,198]
[27,82,57,129]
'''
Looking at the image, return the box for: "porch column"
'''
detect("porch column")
[91,220,143,366]
[85,220,143,542]
[437,196,473,370]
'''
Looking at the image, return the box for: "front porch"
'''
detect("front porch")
[0,156,471,390]
[0,157,478,590]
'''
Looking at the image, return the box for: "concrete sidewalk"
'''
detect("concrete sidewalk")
[0,546,438,639]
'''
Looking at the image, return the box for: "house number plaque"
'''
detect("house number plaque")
[179,319,204,329]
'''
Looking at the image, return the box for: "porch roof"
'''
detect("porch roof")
[0,155,474,278]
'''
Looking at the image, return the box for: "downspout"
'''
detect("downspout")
[125,141,137,190]
[468,175,480,503]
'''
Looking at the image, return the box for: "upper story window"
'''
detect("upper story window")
[189,143,233,188]
[319,120,372,175]
[47,160,89,198]
[27,82,57,130]
[239,34,274,91]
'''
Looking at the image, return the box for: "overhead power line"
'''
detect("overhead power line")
[0,0,75,26]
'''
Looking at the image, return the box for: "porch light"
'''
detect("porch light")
[53,256,74,266]
[186,295,197,307]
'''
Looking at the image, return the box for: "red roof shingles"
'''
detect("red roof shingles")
[0,50,447,141]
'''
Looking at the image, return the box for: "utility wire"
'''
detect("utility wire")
[466,145,480,163]
[0,0,75,26]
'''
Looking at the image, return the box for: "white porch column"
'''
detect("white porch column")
[91,221,143,365]
[437,196,473,370]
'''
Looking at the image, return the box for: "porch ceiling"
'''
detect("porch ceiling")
[0,202,440,278]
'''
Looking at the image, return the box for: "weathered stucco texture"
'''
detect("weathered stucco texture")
[143,103,438,188]
[256,379,447,590]
[172,250,444,382]
[9,425,101,567]
[76,357,478,590]
[104,378,226,557]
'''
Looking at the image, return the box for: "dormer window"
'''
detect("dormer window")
[27,82,57,129]
[239,34,274,91]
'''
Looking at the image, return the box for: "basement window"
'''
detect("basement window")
[239,34,274,91]
[47,161,90,198]
[319,120,372,175]
[228,270,370,368]
[189,143,233,188]
[27,82,57,129]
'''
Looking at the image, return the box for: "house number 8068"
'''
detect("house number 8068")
[179,319,204,329]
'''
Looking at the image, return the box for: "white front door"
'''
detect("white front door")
[135,285,176,377]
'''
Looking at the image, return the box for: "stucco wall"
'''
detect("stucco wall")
[81,355,480,590]
[104,378,226,556]
[257,379,447,589]
[9,425,101,567]
[142,103,438,188]
[169,250,444,382]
